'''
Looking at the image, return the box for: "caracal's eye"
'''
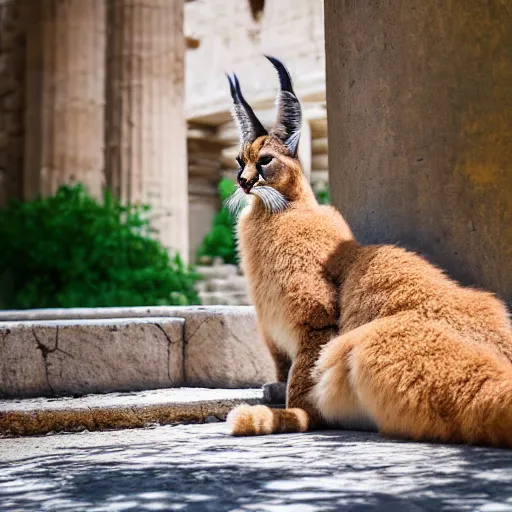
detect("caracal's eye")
[257,155,273,166]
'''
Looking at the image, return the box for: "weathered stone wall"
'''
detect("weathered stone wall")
[0,306,274,397]
[184,0,325,123]
[325,0,512,303]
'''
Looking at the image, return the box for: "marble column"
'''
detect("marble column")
[23,0,106,199]
[0,0,25,207]
[105,0,188,260]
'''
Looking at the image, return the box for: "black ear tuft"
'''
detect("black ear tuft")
[226,72,268,145]
[264,55,294,94]
[265,56,302,157]
[226,73,237,101]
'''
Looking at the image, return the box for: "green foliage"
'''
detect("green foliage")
[315,187,331,205]
[0,184,200,309]
[196,177,238,265]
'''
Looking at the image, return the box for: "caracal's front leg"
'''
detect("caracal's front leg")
[262,334,291,404]
[228,327,336,436]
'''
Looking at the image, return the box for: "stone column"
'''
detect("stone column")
[105,0,188,260]
[0,0,25,207]
[325,0,512,303]
[23,0,106,199]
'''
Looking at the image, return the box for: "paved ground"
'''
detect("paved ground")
[1,423,511,512]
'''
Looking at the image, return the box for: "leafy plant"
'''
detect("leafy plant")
[0,184,200,309]
[315,187,331,205]
[196,177,238,265]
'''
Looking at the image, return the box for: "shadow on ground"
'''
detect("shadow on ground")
[0,424,511,511]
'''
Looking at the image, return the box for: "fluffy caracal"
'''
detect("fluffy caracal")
[225,57,512,448]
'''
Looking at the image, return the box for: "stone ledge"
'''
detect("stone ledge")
[178,307,275,388]
[0,388,264,437]
[0,305,253,322]
[0,307,276,396]
[0,317,185,399]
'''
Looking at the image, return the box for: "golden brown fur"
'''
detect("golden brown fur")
[226,59,512,448]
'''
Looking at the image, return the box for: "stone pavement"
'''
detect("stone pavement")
[1,423,511,511]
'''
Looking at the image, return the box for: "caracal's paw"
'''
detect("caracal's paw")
[227,404,310,436]
[262,381,287,405]
[227,405,275,436]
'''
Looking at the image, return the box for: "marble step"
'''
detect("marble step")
[0,307,275,399]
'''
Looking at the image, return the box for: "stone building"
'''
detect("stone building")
[0,0,328,306]
[1,0,508,306]
[0,0,188,260]
[0,0,328,262]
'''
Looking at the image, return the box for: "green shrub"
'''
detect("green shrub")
[196,177,238,265]
[0,184,200,309]
[315,187,330,205]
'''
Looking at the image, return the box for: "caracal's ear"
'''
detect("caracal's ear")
[226,72,268,145]
[265,56,302,158]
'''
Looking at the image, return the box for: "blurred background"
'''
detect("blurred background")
[0,0,510,310]
[0,0,328,310]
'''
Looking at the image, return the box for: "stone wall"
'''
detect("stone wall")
[0,306,274,397]
[184,0,325,124]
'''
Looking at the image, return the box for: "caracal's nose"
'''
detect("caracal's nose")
[237,170,258,194]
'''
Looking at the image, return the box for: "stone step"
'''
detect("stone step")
[0,317,184,399]
[205,276,248,293]
[195,264,239,280]
[0,306,275,398]
[198,291,250,306]
[0,388,265,437]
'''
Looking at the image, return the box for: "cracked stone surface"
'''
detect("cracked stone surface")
[0,388,264,437]
[0,307,276,396]
[180,307,275,388]
[0,423,511,511]
[0,318,184,398]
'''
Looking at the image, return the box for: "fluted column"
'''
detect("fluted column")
[0,0,25,207]
[23,0,106,199]
[105,0,188,260]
